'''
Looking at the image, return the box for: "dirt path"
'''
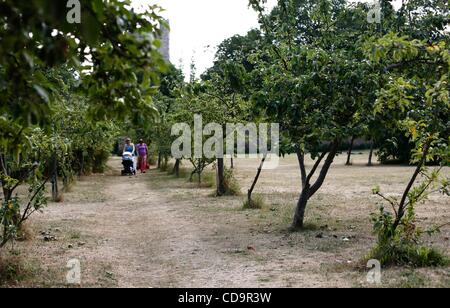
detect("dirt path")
[80,160,321,287]
[30,158,308,288]
[87,165,259,288]
[26,158,356,287]
[61,161,247,288]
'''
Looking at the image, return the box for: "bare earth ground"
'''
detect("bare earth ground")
[2,152,449,288]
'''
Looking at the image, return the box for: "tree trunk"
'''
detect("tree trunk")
[0,154,12,201]
[189,159,198,182]
[292,184,310,229]
[198,161,204,184]
[368,139,374,166]
[392,140,431,231]
[346,136,355,166]
[79,151,85,176]
[292,140,340,229]
[230,157,234,169]
[2,187,12,202]
[2,185,18,239]
[62,169,69,191]
[0,154,13,202]
[51,154,59,201]
[247,154,267,205]
[296,149,307,189]
[157,152,162,169]
[173,159,180,177]
[164,155,169,168]
[216,158,226,196]
[0,153,7,175]
[1,154,14,245]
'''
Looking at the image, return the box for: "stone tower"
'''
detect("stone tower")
[160,19,170,62]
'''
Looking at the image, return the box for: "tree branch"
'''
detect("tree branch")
[296,148,307,189]
[309,140,340,198]
[0,154,7,175]
[251,0,290,72]
[248,153,267,201]
[393,140,431,230]
[19,176,50,225]
[384,59,445,72]
[376,192,399,218]
[306,150,328,185]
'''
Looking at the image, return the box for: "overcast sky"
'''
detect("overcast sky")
[132,1,402,79]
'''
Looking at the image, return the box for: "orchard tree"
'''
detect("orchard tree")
[0,128,52,247]
[249,0,449,229]
[367,34,449,265]
[392,0,449,42]
[0,0,167,249]
[364,0,449,166]
[171,82,219,184]
[202,29,264,97]
[201,29,269,196]
[0,0,166,130]
[151,64,185,171]
[202,63,251,196]
[46,66,118,176]
[250,0,381,229]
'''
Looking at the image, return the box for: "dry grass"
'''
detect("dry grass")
[243,195,266,210]
[1,153,448,288]
[0,250,60,287]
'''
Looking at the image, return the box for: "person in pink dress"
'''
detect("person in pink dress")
[136,139,149,173]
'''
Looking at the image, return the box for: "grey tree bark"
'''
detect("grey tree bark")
[292,140,340,229]
[247,154,267,205]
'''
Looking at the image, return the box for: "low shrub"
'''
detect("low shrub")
[368,241,448,267]
[223,168,241,196]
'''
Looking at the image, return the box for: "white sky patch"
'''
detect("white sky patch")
[132,0,277,79]
[132,0,403,79]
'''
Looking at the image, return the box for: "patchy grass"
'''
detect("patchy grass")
[16,223,35,242]
[63,178,77,193]
[159,164,169,172]
[243,194,266,210]
[176,167,190,179]
[396,271,430,288]
[0,251,58,287]
[201,171,216,188]
[165,162,175,174]
[94,264,119,287]
[69,230,82,240]
[0,252,28,285]
[62,176,108,203]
